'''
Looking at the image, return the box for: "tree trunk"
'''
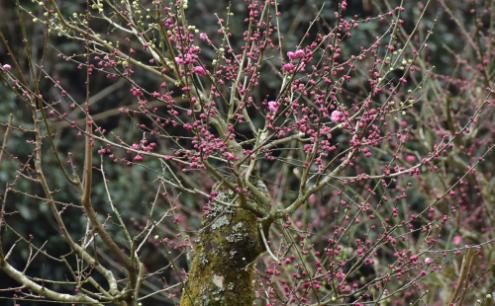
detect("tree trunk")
[180,201,265,306]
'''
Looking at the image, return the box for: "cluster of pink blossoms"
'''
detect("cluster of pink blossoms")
[287,49,305,60]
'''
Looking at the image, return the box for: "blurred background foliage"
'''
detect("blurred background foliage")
[1,0,494,305]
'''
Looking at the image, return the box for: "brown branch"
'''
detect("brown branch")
[0,256,101,305]
[0,113,13,168]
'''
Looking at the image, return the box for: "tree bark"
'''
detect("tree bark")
[180,201,264,306]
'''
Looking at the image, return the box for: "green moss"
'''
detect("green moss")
[180,203,264,306]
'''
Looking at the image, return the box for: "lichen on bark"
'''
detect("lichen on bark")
[180,192,265,306]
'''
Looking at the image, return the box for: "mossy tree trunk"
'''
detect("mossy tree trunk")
[180,201,265,306]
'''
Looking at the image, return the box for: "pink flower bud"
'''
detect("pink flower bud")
[406,155,416,163]
[453,235,462,245]
[424,257,433,265]
[133,154,144,161]
[192,66,207,76]
[330,110,345,123]
[2,64,12,72]
[268,100,279,113]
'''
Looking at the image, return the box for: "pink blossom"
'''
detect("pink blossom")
[287,49,305,60]
[199,32,209,42]
[1,64,11,72]
[282,63,295,73]
[330,110,345,123]
[335,271,345,282]
[268,100,279,113]
[133,154,144,161]
[192,66,207,76]
[341,0,348,11]
[308,194,316,205]
[406,155,416,163]
[424,257,433,265]
[130,87,144,97]
[224,152,236,161]
[453,235,462,245]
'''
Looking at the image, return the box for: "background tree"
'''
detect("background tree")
[1,0,495,305]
